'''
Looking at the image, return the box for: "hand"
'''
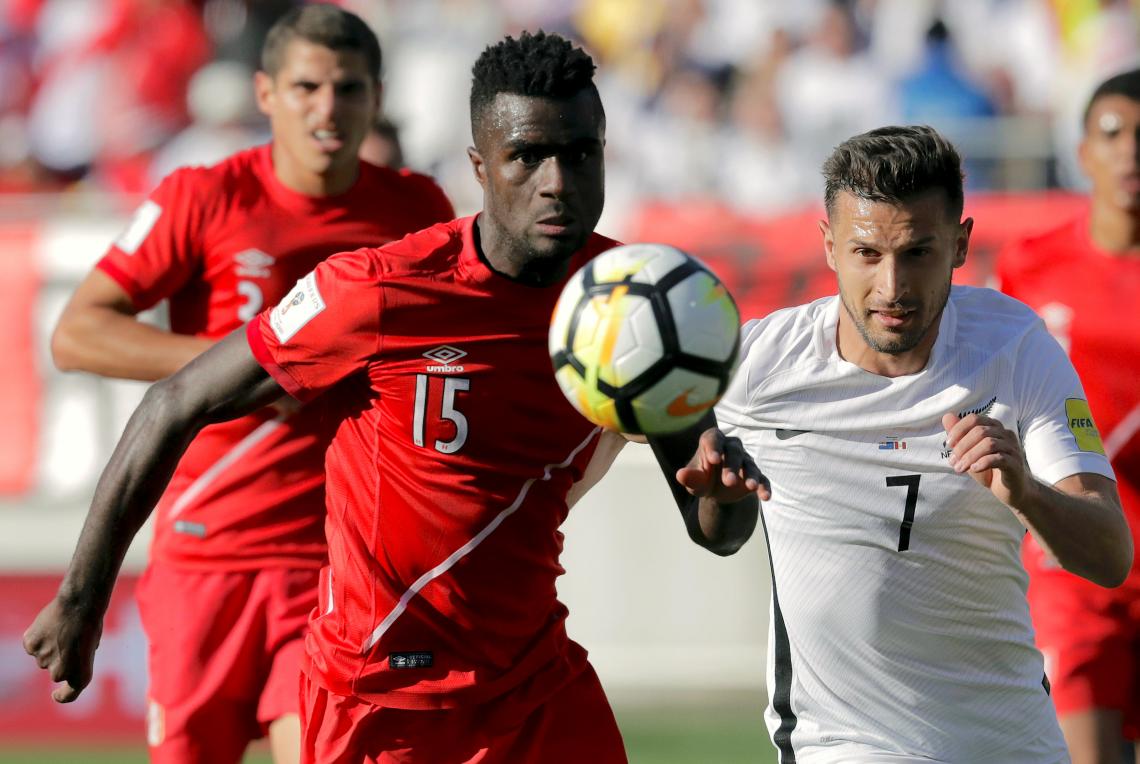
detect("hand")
[23,596,103,703]
[676,427,771,503]
[942,412,1031,507]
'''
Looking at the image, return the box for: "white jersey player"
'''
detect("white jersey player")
[653,126,1131,764]
[718,286,1108,762]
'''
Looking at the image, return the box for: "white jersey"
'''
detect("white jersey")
[717,286,1113,764]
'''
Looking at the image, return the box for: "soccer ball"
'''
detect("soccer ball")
[549,243,741,435]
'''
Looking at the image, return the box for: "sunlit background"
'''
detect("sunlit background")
[1,0,1135,761]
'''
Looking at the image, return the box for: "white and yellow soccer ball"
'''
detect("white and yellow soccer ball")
[549,243,741,435]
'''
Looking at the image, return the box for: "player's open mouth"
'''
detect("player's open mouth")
[312,129,344,152]
[536,216,575,237]
[871,309,914,328]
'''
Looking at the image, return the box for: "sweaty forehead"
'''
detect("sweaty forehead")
[480,92,602,146]
[835,191,951,242]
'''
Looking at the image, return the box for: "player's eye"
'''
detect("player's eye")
[515,152,542,167]
[294,81,320,93]
[336,82,366,97]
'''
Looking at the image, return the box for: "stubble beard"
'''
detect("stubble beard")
[839,280,952,356]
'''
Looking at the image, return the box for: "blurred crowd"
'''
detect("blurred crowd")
[2,0,1140,221]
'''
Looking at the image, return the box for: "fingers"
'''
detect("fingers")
[943,413,1017,473]
[679,429,770,502]
[24,612,93,704]
[53,683,82,704]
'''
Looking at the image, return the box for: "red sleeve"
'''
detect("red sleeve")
[248,248,383,401]
[96,169,204,310]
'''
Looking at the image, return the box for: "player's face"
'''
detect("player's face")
[1080,94,1140,212]
[256,39,379,194]
[468,91,605,272]
[822,189,970,371]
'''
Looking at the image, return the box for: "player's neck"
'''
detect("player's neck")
[474,215,570,287]
[835,312,938,378]
[1089,204,1140,255]
[272,146,360,198]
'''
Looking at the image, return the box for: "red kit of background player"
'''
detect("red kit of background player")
[100,143,451,761]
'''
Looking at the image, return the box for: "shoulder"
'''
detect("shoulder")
[587,231,623,254]
[739,297,830,375]
[951,285,1044,350]
[371,217,467,275]
[153,145,267,208]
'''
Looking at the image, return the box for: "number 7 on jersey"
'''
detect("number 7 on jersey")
[886,474,921,551]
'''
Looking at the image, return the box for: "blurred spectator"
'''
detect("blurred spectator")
[26,0,210,192]
[717,68,808,214]
[632,62,726,199]
[775,0,898,197]
[358,116,405,168]
[6,0,1140,216]
[899,19,996,123]
[147,60,267,186]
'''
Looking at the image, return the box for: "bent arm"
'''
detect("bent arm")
[51,268,212,380]
[56,328,284,614]
[1013,472,1132,588]
[648,412,761,557]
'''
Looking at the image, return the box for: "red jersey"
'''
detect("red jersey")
[247,216,620,709]
[98,144,454,570]
[997,211,1140,583]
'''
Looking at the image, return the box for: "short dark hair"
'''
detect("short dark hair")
[261,4,381,83]
[822,125,964,219]
[1083,68,1140,128]
[469,30,601,138]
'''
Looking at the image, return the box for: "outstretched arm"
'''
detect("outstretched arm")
[648,411,769,556]
[943,412,1132,587]
[24,328,284,701]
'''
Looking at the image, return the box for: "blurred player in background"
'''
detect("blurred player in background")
[998,68,1140,764]
[28,5,452,763]
[359,115,405,168]
[665,125,1129,763]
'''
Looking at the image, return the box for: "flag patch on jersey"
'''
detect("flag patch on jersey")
[114,200,162,254]
[1065,399,1105,455]
[270,272,325,343]
[878,437,907,450]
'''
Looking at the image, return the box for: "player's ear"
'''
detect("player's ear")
[467,147,487,188]
[820,218,837,272]
[370,81,382,115]
[954,217,973,269]
[254,70,275,117]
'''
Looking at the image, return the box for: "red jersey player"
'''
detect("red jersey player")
[24,31,762,763]
[31,6,451,764]
[998,68,1140,762]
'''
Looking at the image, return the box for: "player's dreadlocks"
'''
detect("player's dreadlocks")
[469,31,601,139]
[822,125,965,220]
[1084,68,1140,128]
